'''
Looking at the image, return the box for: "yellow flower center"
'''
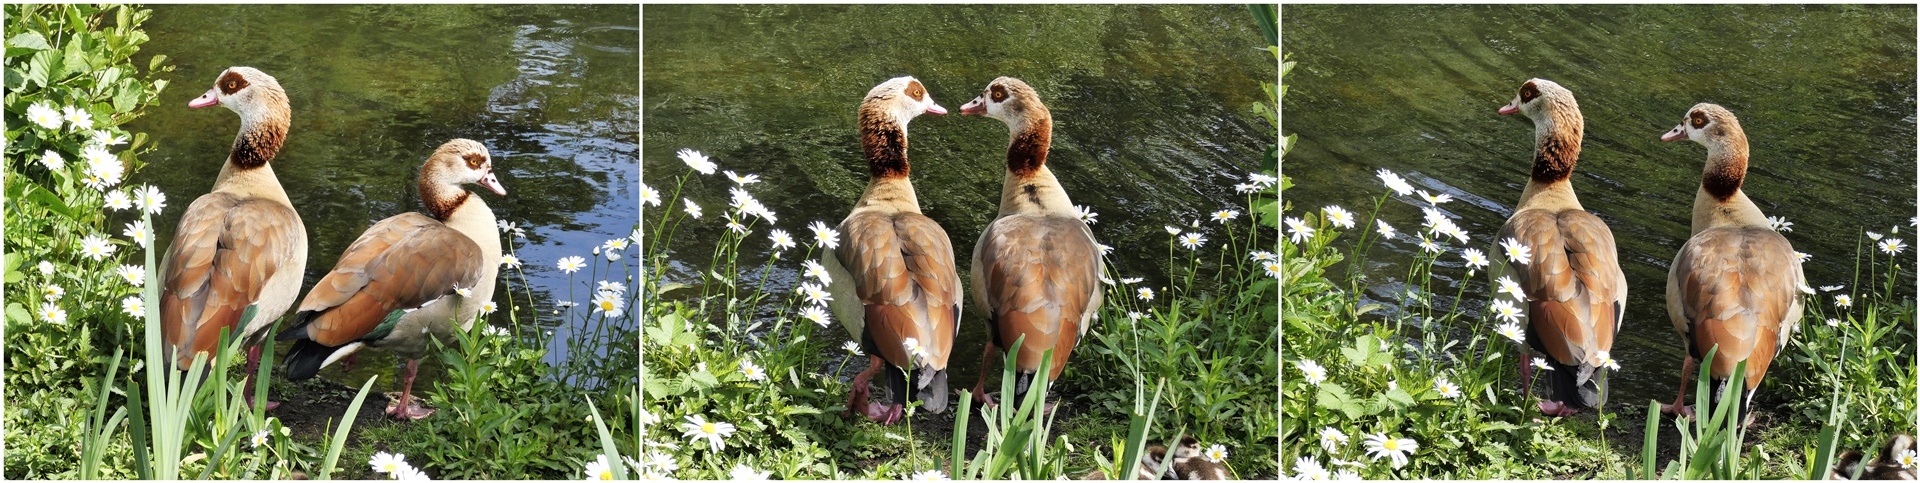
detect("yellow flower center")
[598,470,614,480]
[382,463,398,472]
[1383,440,1400,451]
[701,422,717,434]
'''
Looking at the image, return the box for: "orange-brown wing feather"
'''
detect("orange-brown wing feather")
[295,213,483,346]
[978,214,1101,378]
[1499,208,1623,367]
[1670,226,1798,388]
[161,193,301,367]
[835,212,960,370]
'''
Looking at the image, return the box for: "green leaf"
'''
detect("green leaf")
[6,32,51,58]
[6,302,30,325]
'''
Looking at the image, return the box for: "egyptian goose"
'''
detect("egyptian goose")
[162,66,308,411]
[1492,78,1627,417]
[276,139,505,420]
[1657,103,1805,425]
[820,76,958,425]
[958,77,1103,408]
[1171,436,1228,480]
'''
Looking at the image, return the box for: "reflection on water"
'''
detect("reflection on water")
[1283,5,1915,402]
[129,5,638,388]
[643,5,1272,384]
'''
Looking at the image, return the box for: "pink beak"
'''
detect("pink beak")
[1660,124,1687,142]
[926,102,947,115]
[959,97,986,116]
[1497,101,1519,115]
[189,88,220,109]
[478,171,507,196]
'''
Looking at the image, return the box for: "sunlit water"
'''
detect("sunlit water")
[643,5,1273,387]
[128,5,639,390]
[1283,5,1915,403]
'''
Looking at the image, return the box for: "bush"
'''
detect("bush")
[3,4,171,478]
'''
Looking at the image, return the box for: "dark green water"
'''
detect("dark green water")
[127,5,639,389]
[643,5,1273,384]
[1284,5,1916,402]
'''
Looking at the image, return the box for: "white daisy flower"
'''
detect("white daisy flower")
[841,341,863,355]
[1595,351,1619,371]
[1826,318,1841,328]
[1415,189,1452,205]
[135,185,167,215]
[679,414,736,452]
[558,256,587,274]
[1136,287,1155,301]
[728,464,770,480]
[1500,237,1532,265]
[583,454,616,480]
[1435,376,1461,399]
[726,217,748,234]
[116,295,144,318]
[1869,231,1884,241]
[1323,206,1355,229]
[1297,359,1327,386]
[798,282,833,305]
[40,149,65,171]
[768,229,797,252]
[799,306,831,328]
[1766,215,1793,232]
[1496,276,1525,301]
[1248,172,1278,187]
[1233,182,1258,193]
[683,198,703,219]
[592,292,625,319]
[910,469,950,480]
[116,265,144,287]
[808,221,840,249]
[41,284,63,301]
[1212,209,1240,224]
[37,260,55,276]
[39,303,67,325]
[739,359,766,381]
[1795,251,1812,262]
[1074,204,1098,225]
[1264,261,1281,278]
[78,234,116,261]
[479,301,498,316]
[1376,219,1396,239]
[801,259,832,283]
[124,220,151,248]
[1495,320,1524,344]
[1835,294,1853,309]
[1165,225,1183,235]
[1461,248,1489,270]
[1879,238,1906,256]
[26,102,62,130]
[369,451,408,474]
[1362,434,1419,469]
[1204,444,1229,463]
[250,429,270,448]
[677,148,717,174]
[500,254,522,269]
[724,170,760,185]
[103,190,133,210]
[1319,427,1349,453]
[1820,285,1844,292]
[62,105,91,131]
[640,184,661,207]
[1178,232,1206,250]
[1376,168,1415,196]
[1533,357,1553,371]
[1250,251,1277,262]
[1417,237,1441,253]
[91,130,127,146]
[1284,217,1315,244]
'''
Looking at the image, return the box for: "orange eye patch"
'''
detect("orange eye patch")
[990,84,1007,102]
[217,71,249,95]
[1689,111,1708,129]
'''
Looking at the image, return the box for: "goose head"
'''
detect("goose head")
[1498,78,1582,134]
[862,76,946,127]
[1661,103,1748,150]
[189,67,289,123]
[419,139,505,218]
[959,76,1050,134]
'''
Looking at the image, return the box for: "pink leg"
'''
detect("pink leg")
[846,355,882,419]
[1660,356,1696,418]
[243,345,281,411]
[1518,355,1534,396]
[339,352,361,372]
[388,359,435,420]
[971,345,1000,410]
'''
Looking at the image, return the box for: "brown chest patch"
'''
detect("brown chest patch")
[230,123,286,169]
[1531,132,1578,183]
[859,110,909,178]
[425,190,470,221]
[1007,119,1051,177]
[1701,157,1745,201]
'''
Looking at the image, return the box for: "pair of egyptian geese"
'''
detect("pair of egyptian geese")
[1495,78,1806,425]
[826,76,1102,424]
[160,67,505,420]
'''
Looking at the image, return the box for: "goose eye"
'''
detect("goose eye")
[904,81,925,102]
[216,71,249,95]
[464,153,485,168]
[1689,111,1708,129]
[990,84,1007,102]
[1518,83,1538,103]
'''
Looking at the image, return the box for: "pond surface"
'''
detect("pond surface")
[643,5,1272,386]
[127,5,639,390]
[1284,5,1915,403]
